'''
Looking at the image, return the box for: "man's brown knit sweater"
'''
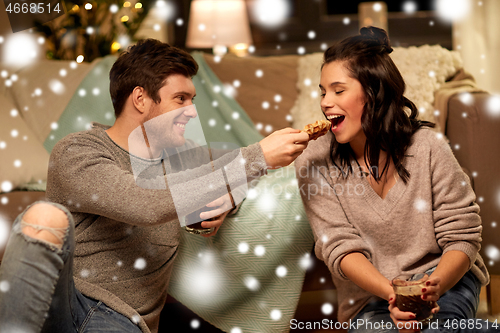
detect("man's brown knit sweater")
[46,123,267,333]
[295,128,489,323]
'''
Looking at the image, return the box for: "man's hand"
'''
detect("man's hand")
[198,193,233,237]
[259,128,309,169]
[200,210,230,238]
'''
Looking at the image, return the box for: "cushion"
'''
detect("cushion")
[168,165,314,332]
[0,93,50,193]
[7,59,95,144]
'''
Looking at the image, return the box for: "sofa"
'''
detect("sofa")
[1,45,499,331]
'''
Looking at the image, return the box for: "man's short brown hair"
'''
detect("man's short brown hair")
[109,39,199,118]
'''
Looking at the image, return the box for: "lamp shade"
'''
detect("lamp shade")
[186,0,253,48]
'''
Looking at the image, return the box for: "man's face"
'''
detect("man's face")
[143,74,197,149]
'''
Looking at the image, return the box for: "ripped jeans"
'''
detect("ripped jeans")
[0,202,142,333]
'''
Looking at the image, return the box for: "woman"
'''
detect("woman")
[295,27,490,332]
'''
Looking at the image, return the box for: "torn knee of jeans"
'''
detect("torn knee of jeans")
[18,219,68,250]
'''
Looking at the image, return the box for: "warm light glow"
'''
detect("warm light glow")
[186,0,253,49]
[123,1,131,8]
[76,55,84,63]
[121,15,130,22]
[111,42,122,52]
[135,2,142,9]
[84,3,92,10]
[71,4,79,12]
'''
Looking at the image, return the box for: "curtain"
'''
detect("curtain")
[453,0,500,94]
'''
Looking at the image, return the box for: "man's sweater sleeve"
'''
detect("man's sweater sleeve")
[46,134,267,227]
[429,133,482,269]
[295,155,371,280]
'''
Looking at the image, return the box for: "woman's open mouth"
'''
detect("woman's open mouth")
[327,114,345,130]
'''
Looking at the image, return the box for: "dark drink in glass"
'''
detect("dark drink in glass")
[184,206,216,235]
[392,273,434,324]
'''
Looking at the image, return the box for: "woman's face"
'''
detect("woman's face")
[320,61,367,147]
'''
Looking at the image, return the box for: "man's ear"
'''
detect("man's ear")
[131,86,148,114]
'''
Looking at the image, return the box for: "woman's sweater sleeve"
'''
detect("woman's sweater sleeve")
[295,155,371,280]
[429,133,482,269]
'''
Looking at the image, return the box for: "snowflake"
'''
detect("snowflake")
[403,1,418,13]
[1,181,13,193]
[1,197,8,204]
[244,276,260,291]
[208,119,216,127]
[49,79,65,94]
[233,80,241,88]
[492,222,497,228]
[349,299,355,305]
[320,277,325,283]
[212,100,218,108]
[238,242,249,254]
[0,280,10,293]
[255,69,263,78]
[176,18,184,26]
[265,125,273,133]
[0,217,9,248]
[78,89,86,97]
[10,109,18,117]
[276,265,287,277]
[213,85,221,93]
[270,309,282,320]
[134,258,146,270]
[254,245,266,256]
[322,303,334,315]
[11,129,18,138]
[13,160,22,168]
[307,31,316,39]
[80,269,90,278]
[343,17,350,25]
[190,319,200,329]
[131,315,141,324]
[231,328,242,333]
[262,101,270,109]
[232,112,240,120]
[51,122,58,130]
[311,91,319,98]
[304,78,311,86]
[255,123,263,131]
[297,46,306,55]
[274,94,282,102]
[414,198,429,212]
[299,253,313,270]
[486,95,500,117]
[485,245,500,261]
[458,92,473,105]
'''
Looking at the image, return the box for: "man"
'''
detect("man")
[0,39,309,333]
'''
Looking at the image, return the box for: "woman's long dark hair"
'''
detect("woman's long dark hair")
[323,26,434,184]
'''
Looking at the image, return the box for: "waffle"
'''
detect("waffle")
[302,120,331,141]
